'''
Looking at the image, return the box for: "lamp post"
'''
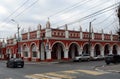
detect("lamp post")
[11,19,21,58]
[88,19,96,55]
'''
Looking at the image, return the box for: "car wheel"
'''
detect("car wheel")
[79,59,82,62]
[14,65,17,68]
[11,63,14,68]
[87,58,90,61]
[106,62,110,65]
[6,64,9,68]
[21,65,24,68]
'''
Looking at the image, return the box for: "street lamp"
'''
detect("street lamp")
[11,19,21,58]
[88,19,96,55]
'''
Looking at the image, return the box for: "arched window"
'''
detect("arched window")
[31,44,37,57]
[23,45,28,57]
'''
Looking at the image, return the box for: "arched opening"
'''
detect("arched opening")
[6,49,10,60]
[51,42,65,60]
[112,45,118,55]
[23,45,28,57]
[83,44,89,54]
[68,43,79,59]
[94,44,101,57]
[104,44,110,55]
[31,44,37,58]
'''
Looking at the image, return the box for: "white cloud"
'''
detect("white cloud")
[0,0,120,38]
[0,5,8,15]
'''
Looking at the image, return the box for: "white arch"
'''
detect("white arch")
[22,43,28,47]
[104,43,111,47]
[22,43,29,51]
[51,41,66,60]
[51,41,65,50]
[6,48,12,58]
[68,42,80,49]
[22,43,29,58]
[82,42,89,48]
[93,43,102,48]
[30,42,37,48]
[111,43,119,48]
[68,42,81,58]
[112,43,119,54]
[94,43,102,56]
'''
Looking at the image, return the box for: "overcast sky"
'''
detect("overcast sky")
[0,0,120,39]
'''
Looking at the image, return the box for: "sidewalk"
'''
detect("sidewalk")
[24,61,59,64]
[95,64,120,73]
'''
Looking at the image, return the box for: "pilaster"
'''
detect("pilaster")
[65,24,69,38]
[46,49,52,61]
[90,47,94,57]
[64,49,69,60]
[109,47,113,54]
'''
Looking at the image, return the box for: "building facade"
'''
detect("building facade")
[0,21,120,62]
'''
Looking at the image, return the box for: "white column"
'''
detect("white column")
[46,29,52,37]
[64,49,68,59]
[118,47,120,55]
[65,24,69,38]
[65,31,69,38]
[28,32,30,40]
[71,48,75,58]
[28,48,31,58]
[92,33,94,40]
[109,47,113,54]
[80,32,83,39]
[57,48,61,60]
[37,48,40,59]
[79,48,83,55]
[37,30,40,38]
[21,47,23,57]
[46,49,51,60]
[101,47,104,56]
[40,42,45,60]
[14,54,16,58]
[90,47,94,57]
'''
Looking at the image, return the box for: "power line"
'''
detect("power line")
[49,0,90,18]
[0,0,29,27]
[39,1,120,35]
[52,0,110,26]
[94,12,114,25]
[57,2,120,28]
[15,0,39,18]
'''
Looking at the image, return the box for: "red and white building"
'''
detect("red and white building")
[0,21,120,62]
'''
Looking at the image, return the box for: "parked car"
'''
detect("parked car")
[92,55,104,60]
[6,58,24,68]
[74,54,91,62]
[105,54,120,65]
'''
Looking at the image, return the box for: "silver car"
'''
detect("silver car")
[74,54,91,62]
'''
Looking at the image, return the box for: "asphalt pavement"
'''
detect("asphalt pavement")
[95,64,120,73]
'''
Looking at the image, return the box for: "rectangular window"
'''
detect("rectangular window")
[32,52,37,57]
[24,52,28,57]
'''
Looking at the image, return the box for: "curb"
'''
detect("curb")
[24,62,59,65]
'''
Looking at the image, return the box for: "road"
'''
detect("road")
[0,60,120,79]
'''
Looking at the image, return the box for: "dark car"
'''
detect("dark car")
[105,54,120,65]
[6,58,24,68]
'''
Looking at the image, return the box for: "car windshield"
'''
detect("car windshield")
[78,54,89,56]
[83,54,89,56]
[10,58,22,61]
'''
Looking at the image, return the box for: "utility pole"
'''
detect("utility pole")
[88,22,92,55]
[17,25,20,58]
[117,5,120,41]
[11,19,20,58]
[88,19,96,55]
